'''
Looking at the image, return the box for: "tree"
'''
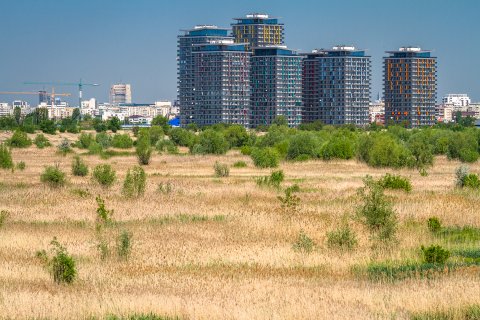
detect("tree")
[71,108,81,122]
[107,116,122,133]
[39,120,56,135]
[151,115,171,134]
[14,106,22,125]
[136,130,152,165]
[194,129,229,154]
[92,118,107,132]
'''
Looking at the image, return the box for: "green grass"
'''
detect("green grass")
[410,305,480,320]
[437,226,480,243]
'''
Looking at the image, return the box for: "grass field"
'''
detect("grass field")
[1,131,480,319]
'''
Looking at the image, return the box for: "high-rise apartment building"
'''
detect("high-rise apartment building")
[250,47,302,127]
[384,47,437,127]
[178,25,233,126]
[302,46,371,126]
[192,40,251,127]
[110,84,132,105]
[232,14,284,52]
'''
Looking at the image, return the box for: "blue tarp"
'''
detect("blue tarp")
[168,117,180,127]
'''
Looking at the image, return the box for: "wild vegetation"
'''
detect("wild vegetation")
[1,118,480,319]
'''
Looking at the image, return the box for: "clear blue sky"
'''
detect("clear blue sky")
[0,0,479,106]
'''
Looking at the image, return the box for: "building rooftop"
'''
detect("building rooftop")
[303,46,369,57]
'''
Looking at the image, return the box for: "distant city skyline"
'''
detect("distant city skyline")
[0,0,479,106]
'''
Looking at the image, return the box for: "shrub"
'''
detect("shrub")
[40,164,66,188]
[357,133,414,168]
[232,161,247,168]
[16,161,26,171]
[7,129,32,148]
[148,126,164,146]
[75,133,95,149]
[378,174,412,192]
[57,138,72,155]
[357,176,397,242]
[455,165,470,188]
[224,125,249,148]
[278,185,301,214]
[112,133,133,149]
[195,129,229,154]
[286,132,319,160]
[157,182,173,194]
[39,120,56,134]
[123,166,147,198]
[71,156,88,177]
[427,217,442,233]
[136,131,152,165]
[37,237,76,284]
[320,134,356,160]
[169,128,196,147]
[0,144,14,169]
[256,170,284,188]
[33,134,51,149]
[240,145,252,155]
[88,141,103,155]
[326,225,358,250]
[421,245,450,264]
[251,147,279,168]
[408,133,434,169]
[292,230,315,253]
[464,173,480,189]
[96,195,114,226]
[95,132,112,148]
[92,164,116,187]
[447,132,479,163]
[117,230,132,260]
[214,162,230,177]
[156,139,178,154]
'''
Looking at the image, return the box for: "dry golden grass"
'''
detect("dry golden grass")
[1,131,480,319]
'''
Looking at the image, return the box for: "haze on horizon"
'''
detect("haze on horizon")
[0,0,478,106]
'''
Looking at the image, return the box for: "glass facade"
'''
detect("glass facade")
[384,48,437,127]
[177,26,233,126]
[192,43,251,127]
[302,48,371,126]
[232,14,284,52]
[251,48,303,128]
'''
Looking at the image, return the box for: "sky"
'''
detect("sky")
[0,0,479,106]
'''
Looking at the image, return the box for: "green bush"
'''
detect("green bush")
[357,133,414,168]
[455,165,470,188]
[169,128,196,147]
[123,166,147,198]
[292,230,315,253]
[240,145,252,155]
[71,156,88,177]
[427,217,442,233]
[95,195,114,225]
[57,138,72,155]
[39,237,76,284]
[378,173,412,192]
[407,133,434,169]
[232,161,247,168]
[16,161,26,171]
[40,164,66,188]
[224,124,249,148]
[112,133,133,149]
[74,133,95,149]
[39,120,56,134]
[92,164,116,187]
[251,147,279,168]
[148,126,164,146]
[286,132,319,160]
[7,129,32,148]
[447,132,479,163]
[357,176,397,242]
[256,170,285,188]
[136,131,152,165]
[463,173,480,189]
[33,134,51,149]
[156,139,179,154]
[0,143,14,169]
[95,132,112,148]
[195,129,229,154]
[421,245,450,264]
[326,225,358,250]
[214,162,230,177]
[0,210,8,228]
[278,185,301,214]
[320,134,356,160]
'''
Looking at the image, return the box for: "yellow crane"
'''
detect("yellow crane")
[0,88,71,107]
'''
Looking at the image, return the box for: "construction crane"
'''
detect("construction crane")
[24,79,99,109]
[0,89,71,107]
